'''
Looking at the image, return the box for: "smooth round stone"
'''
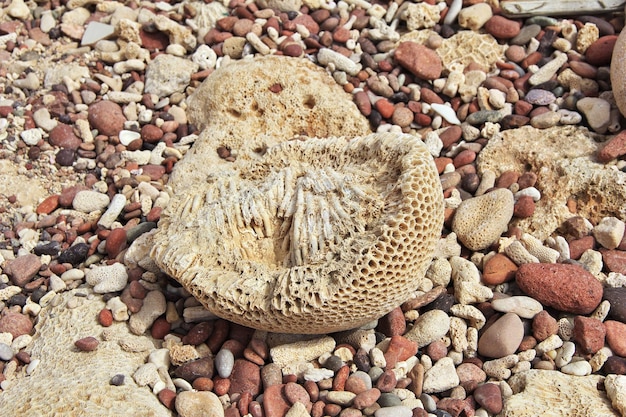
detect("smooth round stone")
[374,405,413,417]
[491,296,543,319]
[377,392,402,407]
[0,343,14,361]
[215,349,235,378]
[478,312,524,358]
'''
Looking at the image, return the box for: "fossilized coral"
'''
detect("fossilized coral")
[151,132,443,333]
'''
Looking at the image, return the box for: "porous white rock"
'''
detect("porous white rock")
[270,336,336,369]
[72,190,111,213]
[129,290,167,335]
[317,48,361,76]
[452,188,514,251]
[404,309,451,348]
[503,370,617,417]
[85,263,128,293]
[422,357,460,393]
[97,194,127,229]
[593,217,625,250]
[605,374,626,416]
[144,54,199,98]
[450,256,493,305]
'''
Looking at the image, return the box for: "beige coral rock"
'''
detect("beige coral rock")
[502,370,619,417]
[0,291,170,416]
[611,26,626,118]
[477,125,626,241]
[152,132,443,333]
[452,188,514,251]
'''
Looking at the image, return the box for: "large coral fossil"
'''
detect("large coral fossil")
[151,133,443,333]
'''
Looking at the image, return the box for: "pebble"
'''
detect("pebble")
[561,360,592,376]
[74,336,99,352]
[48,123,82,150]
[532,310,559,341]
[175,391,224,417]
[452,188,515,251]
[229,359,261,396]
[4,254,41,287]
[604,320,626,357]
[422,357,460,393]
[128,290,166,335]
[576,97,611,133]
[603,287,626,322]
[478,312,524,358]
[572,316,606,354]
[491,296,543,319]
[88,100,126,136]
[484,15,521,39]
[593,217,625,250]
[394,42,442,81]
[0,342,14,361]
[516,263,604,314]
[57,242,89,266]
[404,309,450,348]
[482,253,518,285]
[317,48,360,76]
[598,130,626,162]
[375,405,411,417]
[174,357,214,381]
[585,35,618,66]
[215,348,235,378]
[72,190,110,213]
[0,311,33,338]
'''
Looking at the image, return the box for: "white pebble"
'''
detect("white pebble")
[317,48,361,76]
[561,360,592,376]
[491,296,543,319]
[215,348,235,378]
[514,187,541,201]
[303,367,334,382]
[98,194,127,229]
[431,103,461,125]
[26,358,40,375]
[119,130,141,146]
[593,217,625,250]
[20,128,43,146]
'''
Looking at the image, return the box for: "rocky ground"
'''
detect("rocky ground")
[0,0,626,416]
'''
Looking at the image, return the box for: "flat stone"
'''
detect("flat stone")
[603,287,626,322]
[4,254,41,287]
[81,21,114,46]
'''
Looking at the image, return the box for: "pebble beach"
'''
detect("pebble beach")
[1,0,626,416]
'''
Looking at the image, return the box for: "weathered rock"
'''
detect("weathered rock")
[477,125,626,241]
[502,370,618,417]
[0,291,169,415]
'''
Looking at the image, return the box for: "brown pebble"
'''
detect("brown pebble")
[75,336,99,352]
[36,195,60,215]
[98,309,113,327]
[105,227,127,259]
[483,253,518,285]
[485,15,522,39]
[394,42,442,80]
[513,195,535,218]
[598,130,626,162]
[88,101,126,136]
[0,311,33,338]
[158,389,176,410]
[585,35,618,66]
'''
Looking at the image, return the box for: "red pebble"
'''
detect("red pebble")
[75,336,99,352]
[158,388,176,410]
[151,317,171,339]
[374,99,395,119]
[105,228,127,259]
[98,309,113,327]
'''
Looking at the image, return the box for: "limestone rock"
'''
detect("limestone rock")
[611,26,626,117]
[502,370,618,417]
[0,291,170,416]
[605,374,626,417]
[477,125,626,240]
[152,132,443,334]
[144,54,198,98]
